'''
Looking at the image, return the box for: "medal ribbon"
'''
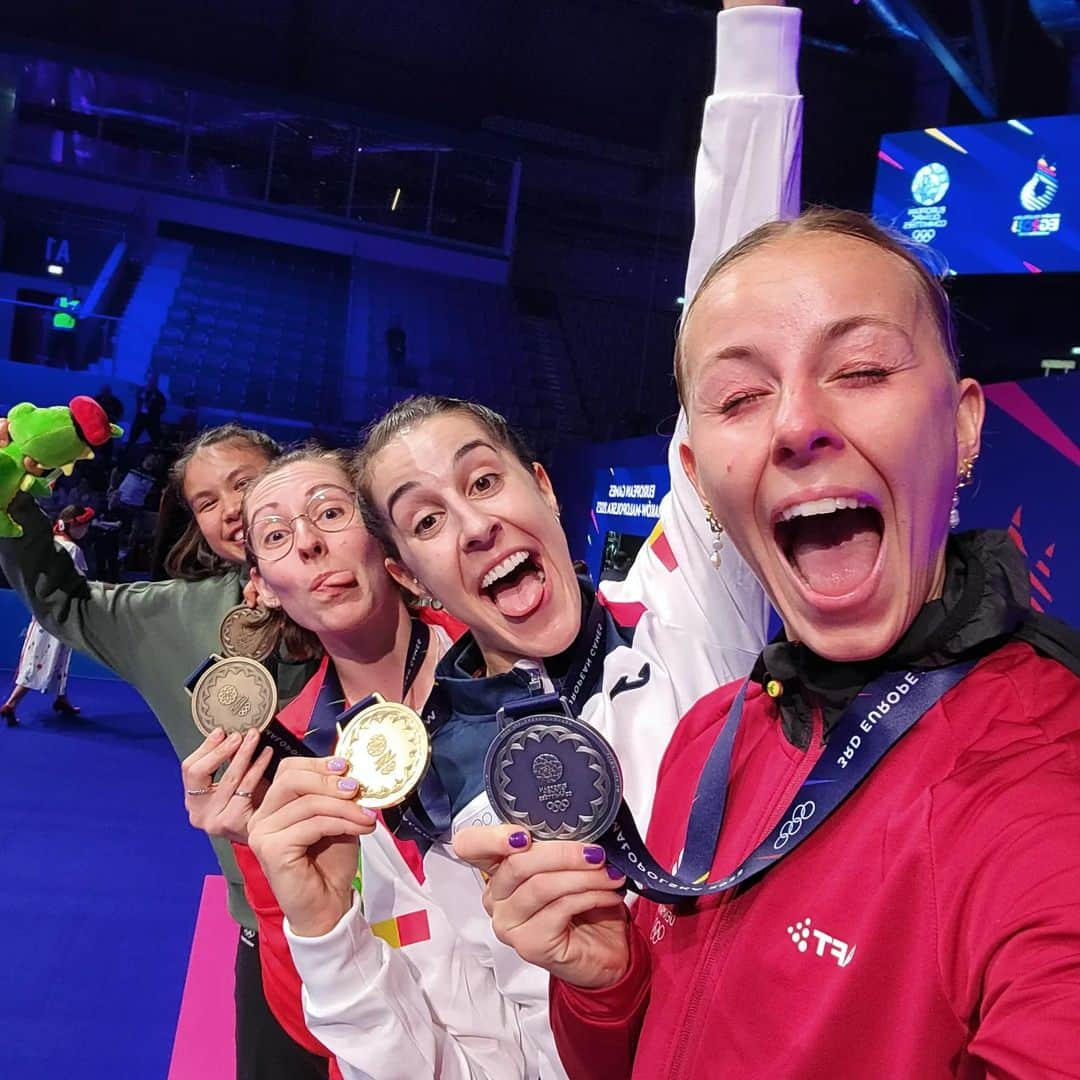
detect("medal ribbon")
[598,663,974,902]
[304,618,432,755]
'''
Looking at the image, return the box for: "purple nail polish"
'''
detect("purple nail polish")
[327,757,348,773]
[606,865,625,881]
[508,831,529,849]
[583,845,605,865]
[337,777,360,792]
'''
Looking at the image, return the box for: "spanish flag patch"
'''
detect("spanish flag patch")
[371,909,432,949]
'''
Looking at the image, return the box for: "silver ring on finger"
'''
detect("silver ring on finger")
[233,790,254,799]
[186,787,214,797]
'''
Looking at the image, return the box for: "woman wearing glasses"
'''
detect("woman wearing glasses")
[180,446,469,1079]
[0,421,333,1079]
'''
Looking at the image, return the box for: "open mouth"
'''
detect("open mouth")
[480,549,547,618]
[774,496,884,599]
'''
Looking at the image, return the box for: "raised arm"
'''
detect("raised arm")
[603,2,802,676]
[0,491,185,683]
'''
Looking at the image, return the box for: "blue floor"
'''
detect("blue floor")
[0,673,218,1079]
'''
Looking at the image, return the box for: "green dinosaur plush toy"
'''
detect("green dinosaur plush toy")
[0,395,123,537]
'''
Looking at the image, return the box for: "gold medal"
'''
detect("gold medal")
[219,605,279,663]
[190,655,279,737]
[334,694,431,809]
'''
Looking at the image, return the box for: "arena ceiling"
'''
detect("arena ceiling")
[1,2,1078,385]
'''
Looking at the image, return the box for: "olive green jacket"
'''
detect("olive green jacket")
[0,492,312,930]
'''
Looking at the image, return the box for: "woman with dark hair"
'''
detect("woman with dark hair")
[0,420,324,1079]
[460,209,1080,1079]
[249,3,802,1076]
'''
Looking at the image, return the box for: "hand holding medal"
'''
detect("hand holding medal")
[332,693,431,809]
[247,695,431,938]
[180,726,274,844]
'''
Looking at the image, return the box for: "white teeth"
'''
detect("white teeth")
[779,496,870,522]
[481,550,531,590]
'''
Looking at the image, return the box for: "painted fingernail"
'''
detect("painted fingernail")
[337,777,360,792]
[327,757,348,773]
[508,831,529,849]
[583,845,605,865]
[358,808,378,823]
[606,865,625,880]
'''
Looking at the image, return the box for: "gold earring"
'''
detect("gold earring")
[950,454,978,530]
[704,503,724,570]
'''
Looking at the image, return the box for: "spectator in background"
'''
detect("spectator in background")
[1,505,93,726]
[94,384,124,468]
[114,451,161,513]
[108,451,163,576]
[128,369,166,446]
[95,384,124,426]
[90,504,122,583]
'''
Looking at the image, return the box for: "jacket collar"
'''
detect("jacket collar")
[431,578,618,722]
[752,530,1033,748]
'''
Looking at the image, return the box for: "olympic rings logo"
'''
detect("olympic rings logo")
[544,799,570,813]
[774,800,816,850]
[910,228,937,244]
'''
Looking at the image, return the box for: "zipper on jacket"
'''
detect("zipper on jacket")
[668,704,826,1079]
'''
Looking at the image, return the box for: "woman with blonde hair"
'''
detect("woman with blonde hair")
[461,208,1080,1079]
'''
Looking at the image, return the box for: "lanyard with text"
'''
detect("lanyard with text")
[553,592,609,713]
[304,618,431,756]
[603,662,974,902]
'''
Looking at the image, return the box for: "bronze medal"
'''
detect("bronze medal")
[334,694,431,809]
[190,655,279,737]
[219,605,278,663]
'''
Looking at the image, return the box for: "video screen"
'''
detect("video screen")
[599,531,646,584]
[872,114,1080,274]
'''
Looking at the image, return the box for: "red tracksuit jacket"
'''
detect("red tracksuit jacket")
[551,640,1080,1079]
[232,608,466,1078]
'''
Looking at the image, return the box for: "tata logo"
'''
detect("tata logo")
[774,800,815,850]
[787,916,856,968]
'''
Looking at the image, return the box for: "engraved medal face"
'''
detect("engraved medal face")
[219,605,278,663]
[485,713,623,842]
[191,655,278,737]
[334,699,431,809]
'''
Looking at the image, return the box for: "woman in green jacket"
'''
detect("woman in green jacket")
[0,421,322,1080]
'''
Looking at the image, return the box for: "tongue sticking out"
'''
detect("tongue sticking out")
[785,508,882,598]
[487,563,546,618]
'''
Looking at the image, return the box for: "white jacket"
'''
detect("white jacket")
[285,8,803,1078]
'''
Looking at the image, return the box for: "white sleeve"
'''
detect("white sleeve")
[603,6,802,662]
[286,890,528,1080]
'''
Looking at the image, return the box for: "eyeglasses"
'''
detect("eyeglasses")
[248,485,358,562]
